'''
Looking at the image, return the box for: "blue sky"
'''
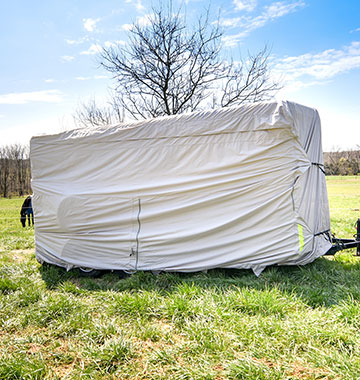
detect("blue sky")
[1,0,359,150]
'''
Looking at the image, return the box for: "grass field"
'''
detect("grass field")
[0,176,359,379]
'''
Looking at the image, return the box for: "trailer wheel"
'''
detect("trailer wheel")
[78,267,103,278]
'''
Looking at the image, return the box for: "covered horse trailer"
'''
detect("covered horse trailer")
[30,101,335,276]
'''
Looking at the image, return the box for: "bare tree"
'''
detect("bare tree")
[11,144,29,196]
[99,3,281,120]
[0,144,31,198]
[74,97,124,128]
[0,146,11,198]
[324,146,360,175]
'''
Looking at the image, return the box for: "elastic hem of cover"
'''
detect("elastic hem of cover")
[314,229,331,239]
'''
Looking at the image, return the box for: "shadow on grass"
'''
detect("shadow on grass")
[39,253,360,309]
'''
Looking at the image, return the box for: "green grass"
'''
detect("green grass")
[326,176,360,238]
[0,176,360,379]
[0,197,35,253]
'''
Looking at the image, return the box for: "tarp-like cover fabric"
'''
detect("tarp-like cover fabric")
[30,101,331,275]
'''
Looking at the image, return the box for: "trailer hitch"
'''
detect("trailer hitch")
[325,218,360,256]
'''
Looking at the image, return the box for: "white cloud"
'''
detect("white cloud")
[122,23,133,31]
[75,75,108,81]
[44,79,57,83]
[265,1,304,19]
[83,18,100,32]
[218,17,242,28]
[137,14,152,27]
[75,76,91,81]
[274,41,360,83]
[233,0,257,12]
[80,43,102,55]
[1,115,78,146]
[222,0,305,46]
[104,40,126,48]
[125,0,145,12]
[61,55,75,62]
[318,108,360,151]
[0,90,64,105]
[94,75,109,80]
[104,41,114,48]
[122,13,152,31]
[135,1,145,12]
[65,37,88,45]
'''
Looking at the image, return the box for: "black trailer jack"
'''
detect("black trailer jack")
[325,218,360,256]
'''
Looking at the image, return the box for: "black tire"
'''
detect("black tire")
[78,267,103,278]
[112,270,131,279]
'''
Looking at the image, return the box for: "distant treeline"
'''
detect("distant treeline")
[0,144,359,198]
[324,149,360,176]
[0,144,31,198]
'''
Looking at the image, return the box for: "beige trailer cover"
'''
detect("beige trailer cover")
[30,101,331,275]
